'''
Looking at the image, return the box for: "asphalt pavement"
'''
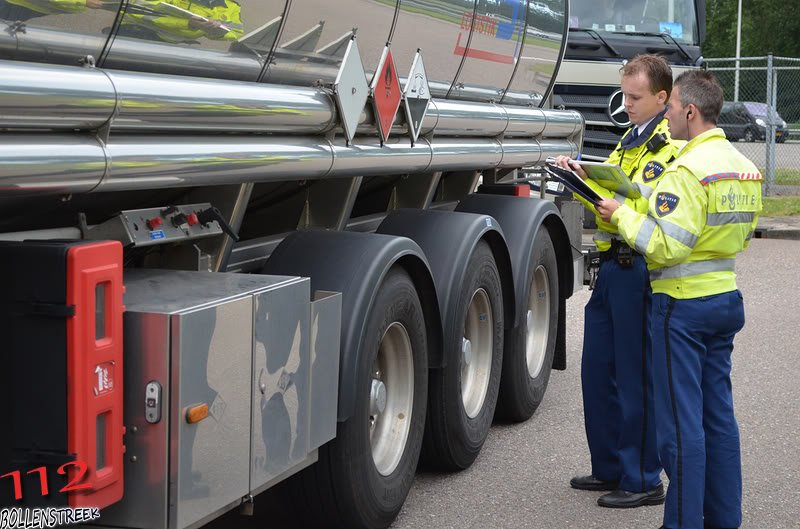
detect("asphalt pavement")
[391,238,800,529]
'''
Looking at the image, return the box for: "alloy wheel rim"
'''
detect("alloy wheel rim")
[370,322,414,476]
[461,288,493,419]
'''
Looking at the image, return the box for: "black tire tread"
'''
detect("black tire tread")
[257,268,428,529]
[495,226,559,422]
[422,240,504,471]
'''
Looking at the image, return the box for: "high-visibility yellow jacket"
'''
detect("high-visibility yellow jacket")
[6,0,87,15]
[574,115,683,252]
[611,128,762,299]
[124,0,243,43]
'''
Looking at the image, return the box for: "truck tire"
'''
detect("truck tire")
[270,266,428,529]
[496,226,559,422]
[423,240,504,470]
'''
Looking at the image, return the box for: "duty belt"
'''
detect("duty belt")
[599,238,641,267]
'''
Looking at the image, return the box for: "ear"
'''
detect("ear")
[657,90,668,105]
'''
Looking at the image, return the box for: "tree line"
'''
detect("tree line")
[703,0,800,122]
[703,0,800,58]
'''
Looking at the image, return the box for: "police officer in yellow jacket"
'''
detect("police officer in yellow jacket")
[119,0,243,44]
[597,70,760,529]
[0,0,243,44]
[555,54,680,508]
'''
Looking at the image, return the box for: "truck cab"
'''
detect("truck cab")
[554,0,705,159]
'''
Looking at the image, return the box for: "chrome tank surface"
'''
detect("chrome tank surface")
[0,0,567,106]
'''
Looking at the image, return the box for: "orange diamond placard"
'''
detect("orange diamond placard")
[371,47,402,144]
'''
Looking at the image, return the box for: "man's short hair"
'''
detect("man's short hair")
[674,70,724,124]
[621,54,673,95]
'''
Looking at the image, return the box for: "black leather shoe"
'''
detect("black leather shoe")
[569,474,618,491]
[597,483,666,508]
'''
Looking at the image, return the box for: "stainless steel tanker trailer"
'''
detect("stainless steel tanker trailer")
[0,1,584,528]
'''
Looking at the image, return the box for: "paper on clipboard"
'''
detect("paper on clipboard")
[574,160,641,199]
[145,1,232,32]
[543,163,603,206]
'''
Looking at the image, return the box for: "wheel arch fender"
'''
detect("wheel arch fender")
[261,229,442,422]
[377,209,515,367]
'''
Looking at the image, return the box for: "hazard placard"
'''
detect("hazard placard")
[403,51,431,145]
[333,37,369,145]
[371,46,402,144]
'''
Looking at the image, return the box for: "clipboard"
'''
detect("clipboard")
[543,163,603,206]
[131,1,232,32]
[574,160,641,199]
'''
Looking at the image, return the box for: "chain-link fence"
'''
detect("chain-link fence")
[705,56,800,196]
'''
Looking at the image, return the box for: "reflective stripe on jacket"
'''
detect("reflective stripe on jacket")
[611,128,762,299]
[574,116,683,252]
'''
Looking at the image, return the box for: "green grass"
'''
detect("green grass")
[757,168,800,186]
[527,36,562,50]
[761,197,800,217]
[775,168,800,186]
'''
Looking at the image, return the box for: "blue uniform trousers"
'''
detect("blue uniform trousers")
[581,255,662,492]
[652,291,745,529]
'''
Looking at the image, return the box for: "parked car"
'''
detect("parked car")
[718,101,788,143]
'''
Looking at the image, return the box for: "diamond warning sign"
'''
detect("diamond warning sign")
[371,47,402,144]
[403,51,431,145]
[333,37,369,145]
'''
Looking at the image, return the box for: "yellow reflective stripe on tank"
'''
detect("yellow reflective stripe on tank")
[706,211,756,226]
[635,183,654,198]
[649,258,736,281]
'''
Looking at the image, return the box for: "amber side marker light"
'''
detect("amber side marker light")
[185,403,209,424]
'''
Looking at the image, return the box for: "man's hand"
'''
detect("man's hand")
[595,199,621,223]
[553,155,588,180]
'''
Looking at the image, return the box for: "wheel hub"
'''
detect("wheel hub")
[462,337,472,367]
[370,378,387,416]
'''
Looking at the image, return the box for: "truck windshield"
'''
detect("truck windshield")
[569,0,699,45]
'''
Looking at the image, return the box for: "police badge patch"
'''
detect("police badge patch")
[642,161,665,182]
[656,192,680,217]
